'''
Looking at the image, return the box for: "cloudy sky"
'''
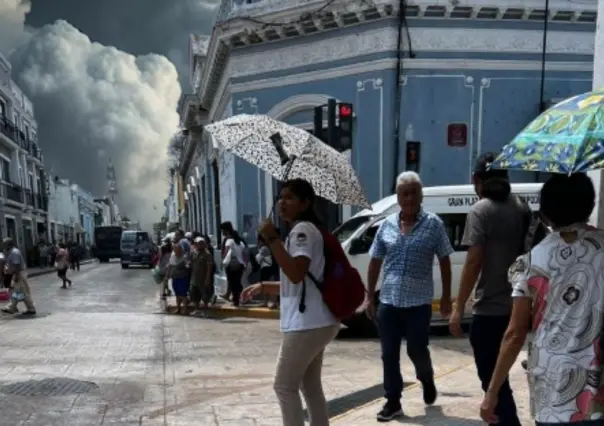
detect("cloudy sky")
[0,0,219,227]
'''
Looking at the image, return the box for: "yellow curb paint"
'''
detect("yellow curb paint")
[330,361,474,423]
[164,303,280,320]
[209,306,280,320]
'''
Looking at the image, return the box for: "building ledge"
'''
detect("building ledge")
[195,0,597,111]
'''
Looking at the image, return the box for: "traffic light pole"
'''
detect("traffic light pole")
[327,98,337,148]
[313,105,323,140]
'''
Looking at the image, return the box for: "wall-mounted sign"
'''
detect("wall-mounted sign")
[447,123,467,147]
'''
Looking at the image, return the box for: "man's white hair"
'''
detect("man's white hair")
[396,171,423,188]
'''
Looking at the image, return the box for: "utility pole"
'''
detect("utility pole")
[589,0,604,227]
[327,98,337,148]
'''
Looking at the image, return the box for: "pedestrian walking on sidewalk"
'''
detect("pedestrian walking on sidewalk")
[242,179,339,426]
[55,243,72,289]
[365,171,453,422]
[220,223,247,307]
[481,173,604,426]
[256,234,279,309]
[165,243,190,315]
[450,153,526,426]
[189,236,214,317]
[1,238,36,316]
[158,239,172,299]
[0,251,10,289]
[69,242,81,271]
[203,234,218,306]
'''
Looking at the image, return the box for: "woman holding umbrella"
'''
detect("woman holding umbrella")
[242,178,339,426]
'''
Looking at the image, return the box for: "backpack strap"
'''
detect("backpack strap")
[289,222,327,314]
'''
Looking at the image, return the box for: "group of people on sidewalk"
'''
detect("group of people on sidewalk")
[203,153,604,426]
[157,229,216,316]
[158,221,281,314]
[363,153,604,426]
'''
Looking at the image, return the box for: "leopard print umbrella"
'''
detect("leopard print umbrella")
[206,114,370,208]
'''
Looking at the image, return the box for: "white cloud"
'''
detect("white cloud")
[9,20,181,227]
[0,0,32,54]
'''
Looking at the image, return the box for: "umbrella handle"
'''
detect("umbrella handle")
[267,156,296,221]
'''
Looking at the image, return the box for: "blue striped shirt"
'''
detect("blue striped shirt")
[369,210,454,308]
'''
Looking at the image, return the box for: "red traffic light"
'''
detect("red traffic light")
[339,104,352,117]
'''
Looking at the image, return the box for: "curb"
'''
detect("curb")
[207,304,280,320]
[28,259,98,278]
[164,302,280,320]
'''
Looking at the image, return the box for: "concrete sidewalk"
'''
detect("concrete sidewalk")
[27,259,97,278]
[332,350,533,425]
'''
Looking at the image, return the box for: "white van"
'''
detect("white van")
[335,183,542,330]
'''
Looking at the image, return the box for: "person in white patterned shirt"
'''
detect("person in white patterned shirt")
[481,173,604,426]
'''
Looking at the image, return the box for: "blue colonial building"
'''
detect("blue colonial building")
[178,0,597,243]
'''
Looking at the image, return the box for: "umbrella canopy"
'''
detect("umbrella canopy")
[491,89,604,173]
[205,114,370,208]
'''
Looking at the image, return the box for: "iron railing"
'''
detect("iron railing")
[0,117,43,161]
[2,182,23,204]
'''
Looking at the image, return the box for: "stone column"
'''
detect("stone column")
[588,0,604,227]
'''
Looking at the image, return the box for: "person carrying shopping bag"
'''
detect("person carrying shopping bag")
[1,238,36,316]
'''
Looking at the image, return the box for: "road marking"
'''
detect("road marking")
[330,361,474,422]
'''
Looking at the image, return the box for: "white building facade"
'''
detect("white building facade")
[0,51,48,255]
[47,178,79,244]
[94,199,113,227]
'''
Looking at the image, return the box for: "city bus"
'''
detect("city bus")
[93,226,123,263]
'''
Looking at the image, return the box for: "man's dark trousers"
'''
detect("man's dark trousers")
[470,314,522,426]
[377,303,434,402]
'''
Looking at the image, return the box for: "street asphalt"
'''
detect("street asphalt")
[0,262,534,425]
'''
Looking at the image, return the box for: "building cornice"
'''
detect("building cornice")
[196,0,596,115]
[227,0,596,21]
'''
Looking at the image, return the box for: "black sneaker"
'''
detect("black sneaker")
[422,379,437,405]
[377,400,403,422]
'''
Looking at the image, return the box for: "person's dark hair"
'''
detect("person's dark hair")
[473,152,511,202]
[257,233,266,245]
[232,230,247,246]
[220,221,234,235]
[282,178,322,227]
[161,243,171,255]
[540,173,595,228]
[203,234,214,252]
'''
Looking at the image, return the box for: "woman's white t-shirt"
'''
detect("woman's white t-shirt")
[280,221,338,332]
[224,239,246,265]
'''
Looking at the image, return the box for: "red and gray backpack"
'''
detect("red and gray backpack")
[297,226,366,320]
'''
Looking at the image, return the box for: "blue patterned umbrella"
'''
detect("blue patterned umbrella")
[491,89,604,173]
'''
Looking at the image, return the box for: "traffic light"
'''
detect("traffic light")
[406,141,420,172]
[313,106,324,141]
[337,103,353,151]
